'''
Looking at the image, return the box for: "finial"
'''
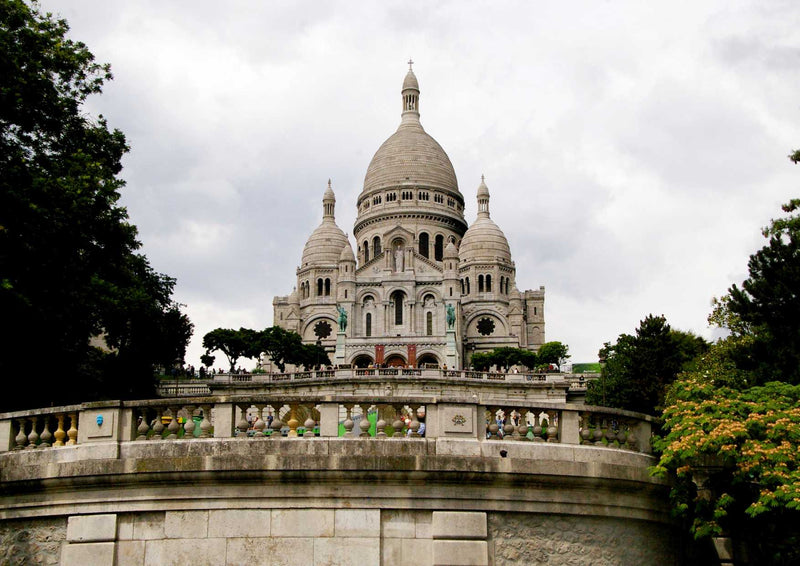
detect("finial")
[328,178,331,188]
[408,58,414,71]
[481,174,485,182]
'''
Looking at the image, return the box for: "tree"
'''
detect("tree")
[297,343,331,370]
[202,328,250,371]
[586,315,707,414]
[258,326,304,373]
[724,200,800,385]
[653,340,800,563]
[0,1,191,409]
[536,341,570,370]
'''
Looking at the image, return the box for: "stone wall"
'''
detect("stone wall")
[0,509,690,565]
[0,517,66,565]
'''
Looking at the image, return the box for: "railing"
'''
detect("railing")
[0,398,652,454]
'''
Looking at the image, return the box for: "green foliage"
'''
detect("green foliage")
[258,326,304,373]
[586,315,707,414]
[202,328,251,371]
[536,341,570,369]
[0,1,191,409]
[723,200,800,385]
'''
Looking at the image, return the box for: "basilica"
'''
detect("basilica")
[272,64,545,369]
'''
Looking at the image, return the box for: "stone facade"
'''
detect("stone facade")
[0,517,66,565]
[273,64,545,370]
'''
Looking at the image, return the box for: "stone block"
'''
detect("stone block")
[318,403,340,437]
[144,538,226,566]
[313,537,380,566]
[435,438,482,457]
[208,509,270,538]
[77,408,118,443]
[133,512,164,540]
[432,512,486,540]
[381,510,416,538]
[272,509,334,537]
[165,510,208,538]
[0,419,13,452]
[559,410,581,445]
[211,403,235,437]
[61,542,116,566]
[117,514,134,540]
[225,537,314,566]
[432,540,488,565]
[416,511,432,539]
[334,509,379,537]
[67,514,117,542]
[116,540,145,566]
[404,538,433,565]
[382,538,402,564]
[440,404,476,436]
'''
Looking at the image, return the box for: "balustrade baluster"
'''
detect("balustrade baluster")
[287,404,300,437]
[136,409,151,440]
[152,409,165,440]
[375,404,388,438]
[182,405,196,439]
[270,404,283,439]
[616,419,629,448]
[391,405,404,438]
[408,404,421,438]
[503,409,517,439]
[516,409,529,441]
[303,405,316,438]
[54,414,67,446]
[532,410,544,442]
[359,405,371,437]
[579,412,592,444]
[592,416,605,445]
[166,407,181,440]
[253,404,266,437]
[39,417,53,447]
[342,405,355,438]
[546,410,559,442]
[26,416,39,449]
[14,418,27,450]
[605,418,617,446]
[626,421,638,451]
[236,404,250,437]
[199,405,213,438]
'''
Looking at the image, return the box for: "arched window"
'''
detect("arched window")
[460,280,465,294]
[365,313,372,337]
[418,232,429,258]
[373,236,382,256]
[500,276,504,294]
[478,274,484,293]
[505,278,510,294]
[363,240,370,262]
[391,290,405,325]
[466,277,470,294]
[434,234,444,261]
[426,311,433,336]
[486,274,492,293]
[317,278,323,296]
[324,278,331,296]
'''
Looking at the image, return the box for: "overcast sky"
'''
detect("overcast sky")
[40,1,799,366]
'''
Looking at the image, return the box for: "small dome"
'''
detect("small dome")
[459,217,512,264]
[402,69,419,92]
[459,177,512,264]
[444,238,458,259]
[301,183,349,266]
[339,241,356,262]
[301,222,349,267]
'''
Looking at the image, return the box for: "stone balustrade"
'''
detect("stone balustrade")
[0,395,652,454]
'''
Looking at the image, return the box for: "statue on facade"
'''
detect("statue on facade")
[337,305,348,332]
[446,304,456,329]
[394,246,405,272]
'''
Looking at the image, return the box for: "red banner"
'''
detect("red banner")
[407,344,417,368]
[375,344,385,365]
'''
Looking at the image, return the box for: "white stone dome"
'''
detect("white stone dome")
[339,240,356,262]
[301,182,349,267]
[459,177,512,264]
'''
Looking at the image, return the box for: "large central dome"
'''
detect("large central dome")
[359,67,460,200]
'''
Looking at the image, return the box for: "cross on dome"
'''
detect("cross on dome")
[408,58,414,70]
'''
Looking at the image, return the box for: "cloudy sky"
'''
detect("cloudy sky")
[40,1,799,365]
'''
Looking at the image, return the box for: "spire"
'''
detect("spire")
[323,179,336,219]
[477,175,490,218]
[401,59,420,122]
